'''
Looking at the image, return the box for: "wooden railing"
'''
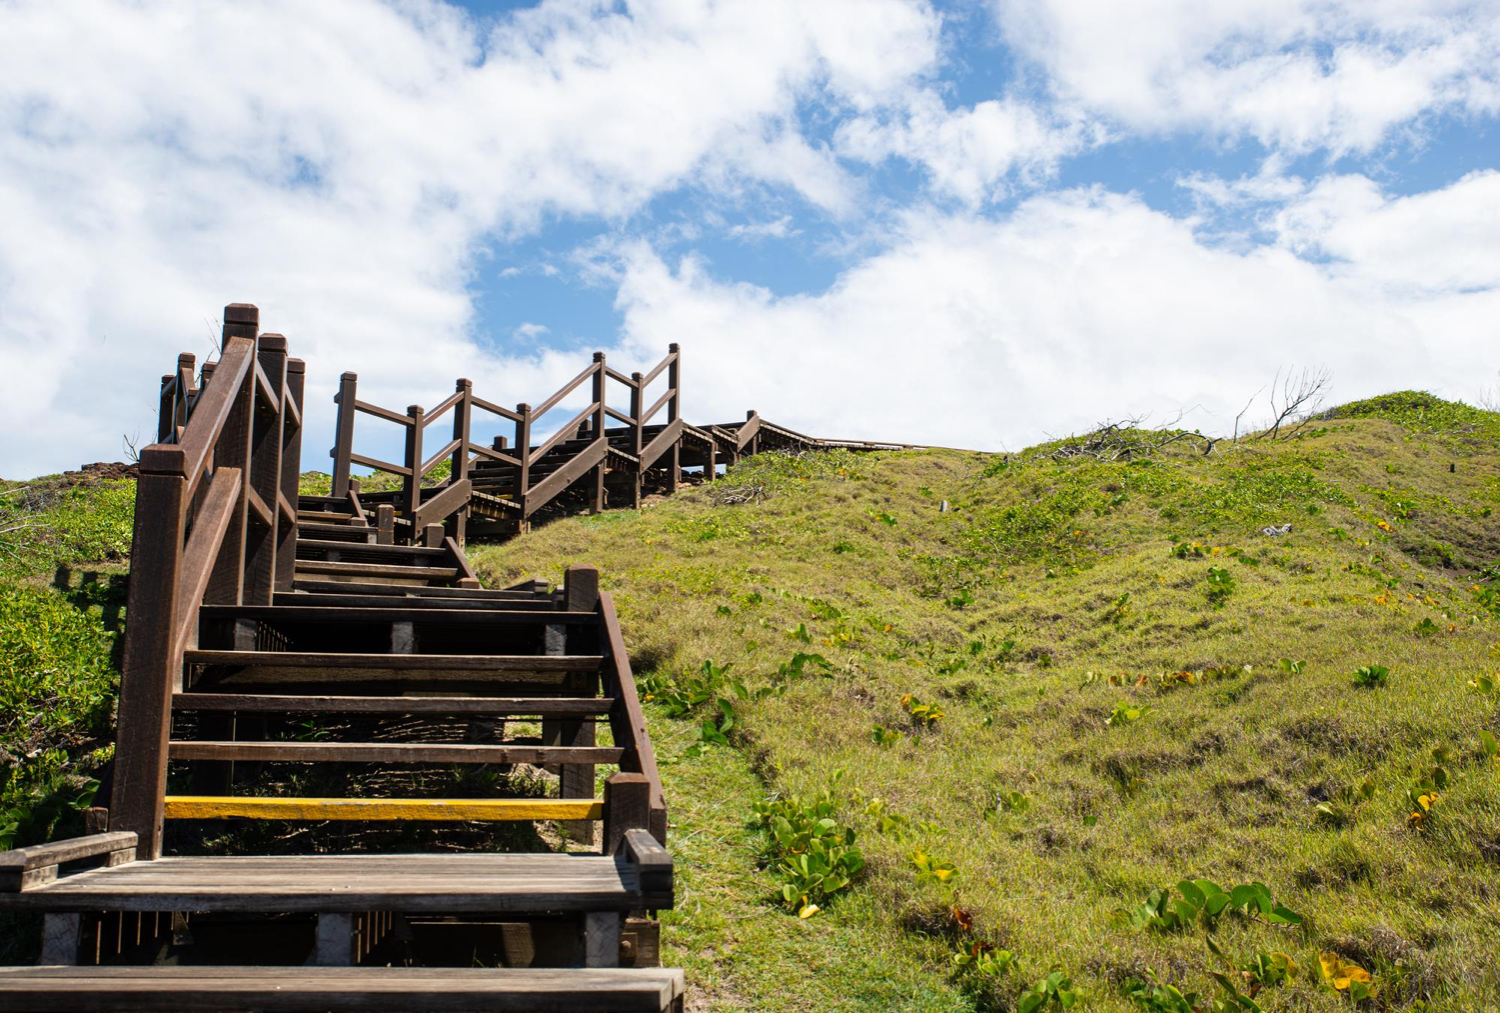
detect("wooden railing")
[329,345,681,541]
[112,304,304,858]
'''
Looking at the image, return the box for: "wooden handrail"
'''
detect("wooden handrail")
[423,388,465,427]
[174,337,254,502]
[421,438,462,478]
[528,401,598,466]
[639,349,676,388]
[640,387,675,427]
[170,467,242,652]
[349,452,411,477]
[469,394,522,423]
[533,360,599,419]
[598,591,667,843]
[354,399,415,427]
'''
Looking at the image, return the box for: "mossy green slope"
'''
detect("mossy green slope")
[471,409,1500,1012]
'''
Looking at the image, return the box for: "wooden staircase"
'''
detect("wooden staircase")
[0,306,682,1012]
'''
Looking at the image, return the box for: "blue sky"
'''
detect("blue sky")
[1,0,1497,476]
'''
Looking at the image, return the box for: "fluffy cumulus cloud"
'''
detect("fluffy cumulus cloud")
[995,0,1500,153]
[607,181,1499,449]
[0,0,941,475]
[0,0,1496,475]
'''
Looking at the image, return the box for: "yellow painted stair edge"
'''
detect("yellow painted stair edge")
[164,796,603,821]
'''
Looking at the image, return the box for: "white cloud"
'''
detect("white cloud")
[836,91,1089,204]
[0,0,942,476]
[726,216,799,241]
[511,322,550,340]
[994,0,1500,154]
[1272,169,1500,293]
[606,181,1498,451]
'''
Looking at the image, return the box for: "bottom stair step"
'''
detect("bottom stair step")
[0,966,686,1012]
[0,847,672,912]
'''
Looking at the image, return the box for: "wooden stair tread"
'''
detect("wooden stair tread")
[273,591,556,610]
[0,966,685,1012]
[0,853,670,913]
[162,796,603,822]
[288,580,544,599]
[293,560,459,579]
[172,692,613,715]
[200,604,592,625]
[294,538,447,557]
[167,741,623,764]
[184,650,599,671]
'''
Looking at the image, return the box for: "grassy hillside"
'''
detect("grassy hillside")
[468,394,1500,1012]
[2,393,1497,1009]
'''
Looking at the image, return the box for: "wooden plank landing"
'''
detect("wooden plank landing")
[0,966,686,1012]
[0,853,666,912]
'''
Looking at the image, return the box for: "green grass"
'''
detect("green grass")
[3,396,1499,1009]
[0,474,132,851]
[470,408,1500,1012]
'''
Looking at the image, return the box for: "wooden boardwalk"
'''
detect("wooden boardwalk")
[324,342,925,544]
[0,306,695,1011]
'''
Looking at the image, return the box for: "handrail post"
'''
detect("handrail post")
[629,372,644,509]
[243,333,286,604]
[157,375,174,443]
[515,403,531,518]
[331,372,358,498]
[204,306,259,605]
[451,378,472,546]
[403,404,424,545]
[590,352,606,515]
[276,356,306,591]
[667,344,679,423]
[175,353,196,435]
[667,344,682,492]
[110,446,187,859]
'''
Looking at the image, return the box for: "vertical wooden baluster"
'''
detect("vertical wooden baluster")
[403,404,424,546]
[667,344,682,490]
[550,564,601,844]
[157,375,174,443]
[242,334,286,604]
[591,352,606,514]
[515,403,531,520]
[204,305,259,605]
[331,371,358,498]
[451,378,472,546]
[630,371,644,508]
[110,447,187,859]
[174,353,196,437]
[276,357,305,591]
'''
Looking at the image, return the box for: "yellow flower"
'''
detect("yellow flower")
[1319,952,1372,992]
[798,903,820,919]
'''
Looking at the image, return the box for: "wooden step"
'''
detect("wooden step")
[294,538,447,559]
[293,560,459,582]
[294,521,375,542]
[200,604,591,626]
[275,591,557,610]
[162,796,603,822]
[295,510,358,522]
[0,850,672,913]
[167,741,623,765]
[0,966,687,1012]
[185,650,597,671]
[172,692,614,716]
[290,580,534,599]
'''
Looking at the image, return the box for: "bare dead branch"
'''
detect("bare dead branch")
[1256,365,1332,440]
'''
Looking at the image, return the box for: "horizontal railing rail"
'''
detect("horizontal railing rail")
[328,345,682,540]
